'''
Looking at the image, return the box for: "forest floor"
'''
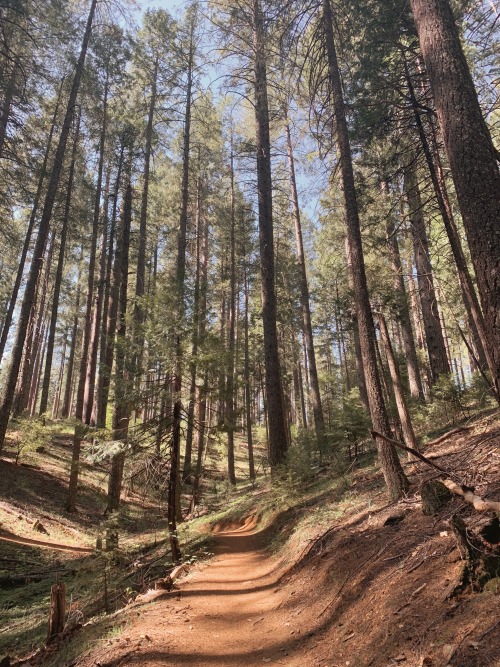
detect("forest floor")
[1,412,500,667]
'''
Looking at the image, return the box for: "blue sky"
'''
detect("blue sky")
[138,0,186,13]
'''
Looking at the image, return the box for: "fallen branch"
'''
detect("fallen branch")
[155,562,189,591]
[370,430,457,478]
[426,426,474,448]
[442,479,500,513]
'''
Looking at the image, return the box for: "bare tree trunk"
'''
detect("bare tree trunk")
[96,141,125,428]
[39,112,81,415]
[285,117,326,450]
[66,152,131,513]
[15,232,56,416]
[243,255,255,481]
[0,79,64,366]
[252,0,289,468]
[52,328,68,419]
[133,57,158,411]
[409,0,500,397]
[82,79,109,424]
[385,187,425,401]
[404,57,494,390]
[405,162,450,382]
[107,180,132,512]
[61,269,81,419]
[322,0,408,500]
[184,174,202,481]
[0,0,97,453]
[377,313,419,456]
[226,147,237,485]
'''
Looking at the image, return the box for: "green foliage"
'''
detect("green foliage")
[12,417,52,464]
[329,389,372,460]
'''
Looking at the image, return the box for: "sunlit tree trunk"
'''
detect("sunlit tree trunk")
[322,0,408,500]
[0,0,97,453]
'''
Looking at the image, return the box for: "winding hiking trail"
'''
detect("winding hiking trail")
[79,516,305,667]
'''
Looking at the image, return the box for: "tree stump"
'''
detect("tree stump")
[47,582,65,643]
[421,479,452,515]
[450,514,500,590]
[105,529,118,551]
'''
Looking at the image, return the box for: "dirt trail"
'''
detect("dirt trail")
[78,517,303,667]
[0,529,94,554]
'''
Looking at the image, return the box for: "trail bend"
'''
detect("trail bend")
[78,516,307,667]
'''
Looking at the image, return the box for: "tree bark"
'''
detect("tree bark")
[0,0,97,453]
[107,179,132,512]
[384,189,425,401]
[183,173,202,481]
[404,57,494,389]
[0,79,64,366]
[96,140,125,428]
[409,0,500,397]
[377,312,419,456]
[226,146,237,485]
[133,56,158,408]
[322,0,408,500]
[82,78,109,424]
[285,117,326,450]
[61,268,81,418]
[252,0,289,468]
[39,112,81,415]
[404,161,450,383]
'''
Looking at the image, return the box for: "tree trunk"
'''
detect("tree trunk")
[384,188,425,401]
[409,0,500,398]
[243,254,256,481]
[322,0,408,500]
[404,57,494,390]
[404,161,450,382]
[252,0,289,468]
[133,56,158,409]
[0,0,97,453]
[226,147,237,485]
[39,112,81,416]
[107,179,132,512]
[15,231,56,416]
[82,79,109,424]
[285,117,326,450]
[96,140,125,428]
[0,78,64,366]
[184,173,202,481]
[377,313,419,456]
[61,268,82,419]
[66,152,131,513]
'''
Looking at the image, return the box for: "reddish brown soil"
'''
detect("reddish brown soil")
[71,421,500,667]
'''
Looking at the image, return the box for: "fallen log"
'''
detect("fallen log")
[370,430,455,477]
[426,426,473,448]
[442,479,500,513]
[155,563,189,591]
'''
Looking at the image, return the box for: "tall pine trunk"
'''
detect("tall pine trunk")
[82,80,109,424]
[39,112,81,415]
[404,58,494,389]
[252,0,289,468]
[409,0,500,397]
[383,182,424,402]
[226,147,237,485]
[322,0,408,500]
[285,117,326,450]
[0,0,97,453]
[107,180,132,512]
[404,162,450,383]
[0,79,64,366]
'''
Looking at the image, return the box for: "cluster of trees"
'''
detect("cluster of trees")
[0,0,498,555]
